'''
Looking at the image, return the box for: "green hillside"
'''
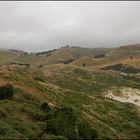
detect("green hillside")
[0,63,140,139]
[0,45,140,139]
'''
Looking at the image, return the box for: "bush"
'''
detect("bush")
[38,65,43,68]
[94,53,105,58]
[41,102,51,112]
[45,106,98,139]
[10,62,30,67]
[21,106,46,121]
[46,107,78,139]
[82,63,86,67]
[42,134,68,139]
[77,120,98,139]
[0,84,14,100]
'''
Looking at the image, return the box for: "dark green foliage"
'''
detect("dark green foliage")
[33,76,45,82]
[6,119,40,138]
[10,62,30,67]
[0,108,7,119]
[77,120,98,139]
[46,107,98,140]
[45,110,55,120]
[42,134,68,139]
[102,63,140,74]
[63,58,76,64]
[0,84,14,100]
[82,63,86,67]
[94,53,105,58]
[21,105,46,121]
[38,65,43,68]
[36,49,56,56]
[46,107,78,139]
[41,102,51,112]
[0,122,25,139]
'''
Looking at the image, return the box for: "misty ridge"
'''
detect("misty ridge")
[0,1,140,140]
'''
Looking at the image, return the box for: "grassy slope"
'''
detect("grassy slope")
[0,65,140,139]
[71,45,140,68]
[0,50,19,65]
[0,45,140,139]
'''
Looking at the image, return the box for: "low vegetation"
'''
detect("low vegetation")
[10,62,30,67]
[45,107,98,139]
[0,84,14,100]
[102,63,140,74]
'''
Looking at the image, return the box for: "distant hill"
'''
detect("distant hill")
[69,44,140,68]
[104,44,140,64]
[9,49,26,54]
[14,46,113,66]
[0,49,22,65]
[0,48,29,66]
[119,44,140,50]
[2,44,140,68]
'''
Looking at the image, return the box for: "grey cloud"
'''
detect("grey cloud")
[0,1,140,52]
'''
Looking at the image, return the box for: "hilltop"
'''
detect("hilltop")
[2,44,139,67]
[11,46,112,66]
[119,44,140,50]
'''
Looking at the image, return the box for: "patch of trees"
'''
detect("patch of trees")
[63,57,81,64]
[94,53,106,58]
[63,58,76,64]
[33,76,45,82]
[102,63,140,74]
[82,63,86,67]
[38,65,43,68]
[45,106,98,139]
[0,84,14,100]
[77,120,98,139]
[61,45,70,48]
[41,102,51,112]
[9,49,26,54]
[23,52,28,56]
[36,49,57,56]
[10,62,30,67]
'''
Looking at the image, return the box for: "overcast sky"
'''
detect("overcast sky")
[0,1,140,52]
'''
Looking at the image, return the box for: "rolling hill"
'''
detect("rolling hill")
[0,44,140,139]
[12,46,113,66]
[71,44,140,68]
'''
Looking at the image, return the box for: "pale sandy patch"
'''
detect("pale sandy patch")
[105,88,140,107]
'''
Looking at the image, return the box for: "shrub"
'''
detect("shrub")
[10,62,30,67]
[0,122,24,138]
[46,107,78,139]
[45,106,98,139]
[33,76,45,82]
[77,120,98,139]
[41,102,51,112]
[82,63,86,67]
[0,84,14,100]
[42,134,68,139]
[38,65,43,68]
[94,53,105,58]
[63,59,76,64]
[21,106,46,121]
